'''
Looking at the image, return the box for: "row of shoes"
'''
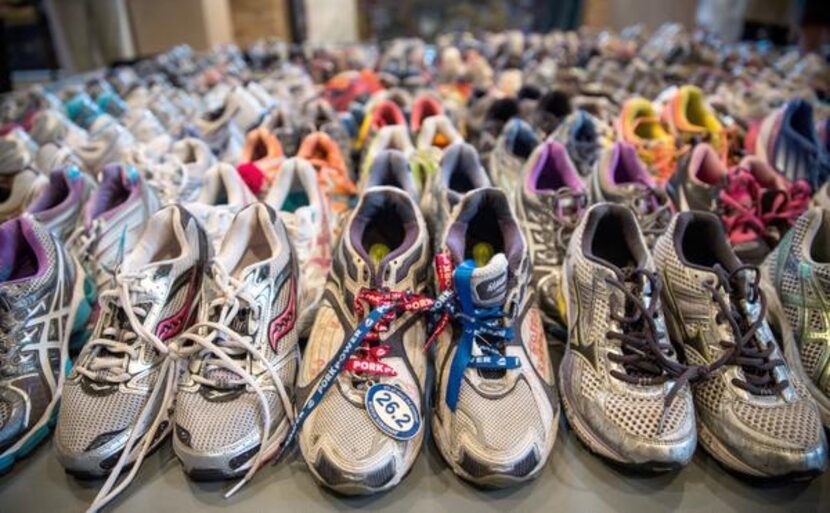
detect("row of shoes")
[0,22,829,512]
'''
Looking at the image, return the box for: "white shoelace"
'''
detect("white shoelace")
[171,263,295,498]
[83,271,178,513]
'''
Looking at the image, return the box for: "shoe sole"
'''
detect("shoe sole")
[761,279,830,427]
[0,259,92,475]
[558,350,684,473]
[431,412,557,488]
[178,416,291,482]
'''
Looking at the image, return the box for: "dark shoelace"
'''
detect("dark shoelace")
[702,264,789,396]
[604,268,703,415]
[541,188,587,256]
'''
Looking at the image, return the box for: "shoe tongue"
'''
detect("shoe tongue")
[461,253,509,309]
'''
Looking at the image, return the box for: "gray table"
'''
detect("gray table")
[1,413,827,513]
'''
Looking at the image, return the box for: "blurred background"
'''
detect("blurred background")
[0,0,822,92]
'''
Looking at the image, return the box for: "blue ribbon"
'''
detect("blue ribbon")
[444,260,518,411]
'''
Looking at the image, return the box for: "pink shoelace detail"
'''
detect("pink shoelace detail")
[718,169,765,245]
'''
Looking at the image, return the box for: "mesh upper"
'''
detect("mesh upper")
[0,398,11,426]
[305,386,387,460]
[176,358,295,452]
[453,379,544,452]
[57,382,146,453]
[732,391,821,447]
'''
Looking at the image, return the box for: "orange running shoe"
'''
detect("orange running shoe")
[297,131,356,217]
[660,85,727,160]
[618,97,680,184]
[237,126,285,195]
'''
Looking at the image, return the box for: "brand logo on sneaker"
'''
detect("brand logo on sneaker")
[475,274,506,300]
[269,276,297,352]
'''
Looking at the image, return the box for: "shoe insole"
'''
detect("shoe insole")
[281,190,310,213]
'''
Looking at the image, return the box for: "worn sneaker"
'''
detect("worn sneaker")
[295,186,434,494]
[26,166,96,242]
[590,142,672,247]
[173,203,299,491]
[237,126,285,194]
[0,216,92,473]
[660,85,726,160]
[420,142,491,246]
[69,164,161,293]
[296,131,356,220]
[560,203,696,470]
[75,121,136,175]
[551,109,609,178]
[359,124,415,183]
[358,149,420,200]
[668,143,769,263]
[266,158,334,335]
[756,98,830,190]
[514,139,587,333]
[654,211,828,478]
[762,208,830,427]
[0,132,47,221]
[431,187,558,485]
[147,137,217,204]
[185,162,256,251]
[488,118,539,196]
[618,97,678,184]
[55,205,209,510]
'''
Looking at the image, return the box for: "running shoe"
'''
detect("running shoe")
[237,126,285,195]
[421,142,491,245]
[147,137,217,204]
[514,140,586,332]
[26,166,96,241]
[359,124,415,182]
[618,97,678,184]
[660,85,726,159]
[261,104,300,156]
[668,143,769,263]
[266,157,334,335]
[75,122,136,174]
[355,99,406,151]
[654,211,828,478]
[756,99,830,190]
[55,205,209,510]
[560,203,696,470]
[431,187,559,485]
[69,164,161,292]
[173,203,299,490]
[415,115,463,152]
[29,109,88,148]
[358,149,420,200]
[195,103,245,164]
[296,131,356,219]
[299,98,352,160]
[34,141,83,174]
[762,208,830,427]
[488,118,539,196]
[185,162,256,250]
[591,142,672,246]
[296,187,433,494]
[550,109,608,178]
[0,216,92,474]
[0,133,47,221]
[410,92,444,133]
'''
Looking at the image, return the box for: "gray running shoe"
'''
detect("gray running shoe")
[655,211,828,478]
[560,203,696,471]
[431,187,559,486]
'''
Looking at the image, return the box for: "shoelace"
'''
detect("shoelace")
[266,283,453,464]
[541,188,587,258]
[702,264,789,396]
[170,263,295,498]
[624,186,672,242]
[718,168,766,240]
[146,159,188,203]
[604,269,703,422]
[436,257,519,410]
[759,179,811,230]
[81,270,179,513]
